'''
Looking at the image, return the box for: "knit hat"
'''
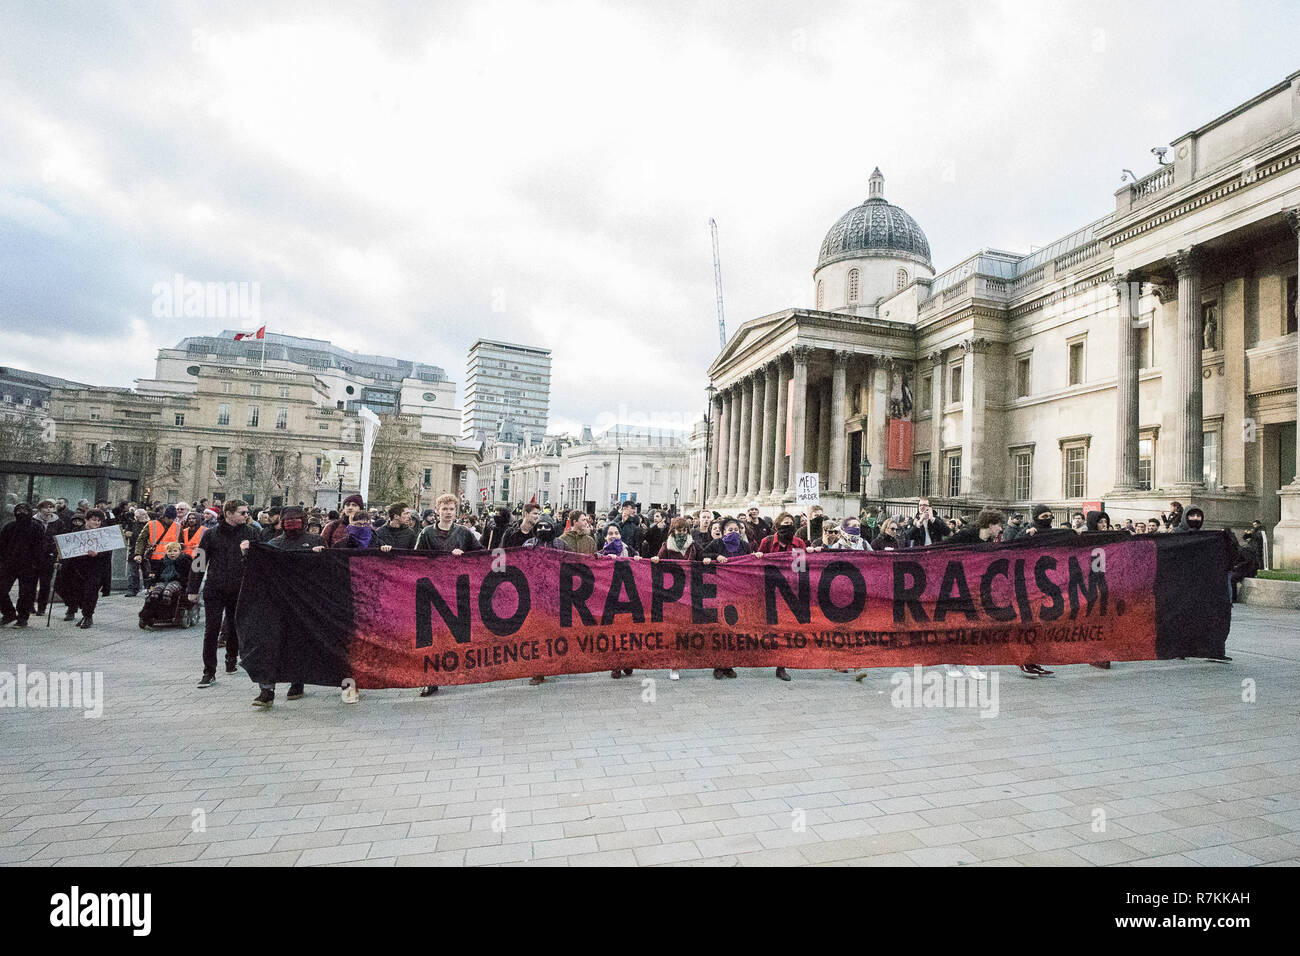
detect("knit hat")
[164,505,177,520]
[343,494,365,509]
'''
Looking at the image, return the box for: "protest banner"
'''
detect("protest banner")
[237,532,1232,689]
[54,526,127,560]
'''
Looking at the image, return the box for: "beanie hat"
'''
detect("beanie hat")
[343,494,365,509]
[164,505,177,520]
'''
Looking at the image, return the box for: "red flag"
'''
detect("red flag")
[234,325,266,341]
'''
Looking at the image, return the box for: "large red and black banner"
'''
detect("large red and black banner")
[236,532,1232,688]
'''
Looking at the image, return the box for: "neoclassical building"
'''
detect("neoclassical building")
[707,70,1300,567]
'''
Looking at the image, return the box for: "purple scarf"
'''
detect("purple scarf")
[348,524,375,548]
[601,539,625,556]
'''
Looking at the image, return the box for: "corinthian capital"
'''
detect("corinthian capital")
[832,349,851,369]
[959,337,990,354]
[1170,247,1205,280]
[791,344,814,364]
[928,349,945,366]
[1286,207,1300,238]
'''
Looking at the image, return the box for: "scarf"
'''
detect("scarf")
[348,524,375,548]
[601,539,625,556]
[722,531,742,554]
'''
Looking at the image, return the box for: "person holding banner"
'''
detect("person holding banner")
[54,512,89,620]
[755,515,801,682]
[191,500,261,689]
[523,513,569,685]
[653,517,709,679]
[600,524,646,679]
[413,494,481,698]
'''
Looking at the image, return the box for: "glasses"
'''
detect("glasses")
[236,510,250,516]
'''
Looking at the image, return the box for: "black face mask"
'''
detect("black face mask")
[1187,519,1203,530]
[778,525,795,541]
[536,524,556,542]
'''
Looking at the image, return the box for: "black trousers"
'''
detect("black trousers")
[1,567,37,622]
[36,563,54,612]
[202,588,240,675]
[79,575,101,619]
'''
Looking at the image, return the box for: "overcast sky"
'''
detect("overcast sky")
[3,1,1297,436]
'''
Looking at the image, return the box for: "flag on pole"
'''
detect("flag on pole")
[234,326,266,341]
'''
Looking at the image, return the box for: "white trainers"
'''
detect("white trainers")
[965,666,987,681]
[944,665,964,678]
[668,670,680,680]
[341,684,359,704]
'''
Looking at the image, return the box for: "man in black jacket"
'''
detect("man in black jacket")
[615,501,644,555]
[190,499,261,687]
[413,494,482,698]
[375,502,418,550]
[907,497,951,548]
[1,502,45,628]
[502,503,541,548]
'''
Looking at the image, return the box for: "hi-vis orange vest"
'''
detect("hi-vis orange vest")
[146,520,181,559]
[181,525,204,558]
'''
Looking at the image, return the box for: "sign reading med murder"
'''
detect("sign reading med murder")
[236,533,1232,689]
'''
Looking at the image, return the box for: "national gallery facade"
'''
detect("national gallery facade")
[706,70,1300,568]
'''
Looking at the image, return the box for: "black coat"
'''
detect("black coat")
[0,517,46,570]
[416,524,481,555]
[375,523,418,550]
[188,521,261,595]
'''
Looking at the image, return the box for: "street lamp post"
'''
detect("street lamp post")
[858,452,872,517]
[336,456,348,509]
[98,441,115,505]
[702,383,716,512]
[673,487,679,516]
[583,465,588,513]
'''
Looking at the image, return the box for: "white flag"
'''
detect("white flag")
[358,407,382,503]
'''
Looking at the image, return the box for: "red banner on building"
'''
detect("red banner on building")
[887,419,913,470]
[237,534,1232,689]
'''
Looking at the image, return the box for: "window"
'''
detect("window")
[174,413,185,426]
[1013,451,1032,501]
[275,407,288,430]
[1068,339,1086,386]
[919,374,932,413]
[221,382,232,394]
[1203,430,1219,490]
[816,280,824,308]
[423,468,432,488]
[543,471,551,483]
[247,405,259,427]
[847,269,860,303]
[217,403,230,425]
[946,453,962,498]
[273,455,285,479]
[1138,435,1154,491]
[948,364,963,406]
[1,394,10,404]
[315,457,324,481]
[215,454,228,477]
[896,268,909,290]
[1063,445,1087,499]
[87,443,97,461]
[1015,355,1031,398]
[170,448,182,472]
[279,386,290,398]
[89,408,101,421]
[250,384,261,396]
[22,396,31,406]
[917,457,932,498]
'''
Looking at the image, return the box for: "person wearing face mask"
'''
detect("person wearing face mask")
[266,507,325,552]
[0,502,45,628]
[522,514,569,685]
[755,514,803,681]
[1175,506,1205,533]
[336,510,382,550]
[483,506,513,550]
[323,495,365,548]
[834,517,870,551]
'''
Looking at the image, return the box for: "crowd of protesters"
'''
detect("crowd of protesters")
[1,489,1253,703]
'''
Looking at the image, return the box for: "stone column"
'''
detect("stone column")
[747,371,764,498]
[804,375,820,485]
[1273,209,1300,569]
[817,378,832,486]
[1112,272,1141,492]
[866,357,888,497]
[709,391,724,504]
[787,346,811,496]
[829,351,849,493]
[729,383,743,498]
[929,350,945,496]
[760,361,778,496]
[1171,247,1206,490]
[718,388,733,501]
[737,374,752,501]
[772,357,789,498]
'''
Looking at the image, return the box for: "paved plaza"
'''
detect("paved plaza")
[1,594,1298,867]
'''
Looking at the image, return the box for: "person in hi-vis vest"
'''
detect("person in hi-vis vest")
[134,504,180,584]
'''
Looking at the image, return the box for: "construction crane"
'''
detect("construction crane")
[709,217,726,349]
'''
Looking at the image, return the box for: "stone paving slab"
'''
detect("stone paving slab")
[1,594,1298,866]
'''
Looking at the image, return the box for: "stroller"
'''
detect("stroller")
[138,549,199,629]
